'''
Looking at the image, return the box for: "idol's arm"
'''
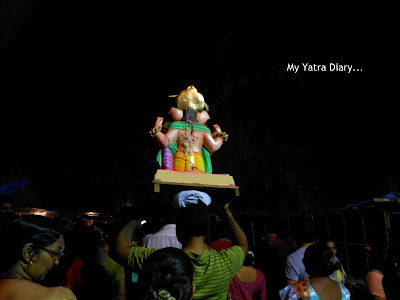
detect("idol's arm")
[152,117,179,147]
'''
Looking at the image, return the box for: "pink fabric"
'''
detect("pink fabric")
[141,224,182,249]
[366,270,386,299]
[229,269,267,300]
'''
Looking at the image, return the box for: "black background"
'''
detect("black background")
[1,3,398,213]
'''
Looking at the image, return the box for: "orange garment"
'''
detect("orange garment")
[174,151,205,173]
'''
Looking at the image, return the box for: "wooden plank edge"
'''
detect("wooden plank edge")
[152,180,239,190]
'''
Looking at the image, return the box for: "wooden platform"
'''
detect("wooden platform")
[152,169,240,196]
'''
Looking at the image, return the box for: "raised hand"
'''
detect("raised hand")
[154,117,163,128]
[212,124,221,133]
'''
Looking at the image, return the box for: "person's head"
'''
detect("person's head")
[0,194,14,213]
[140,247,194,300]
[298,220,316,245]
[154,204,177,227]
[0,214,64,282]
[210,214,232,243]
[303,243,335,278]
[265,220,280,236]
[370,243,391,272]
[243,251,255,267]
[176,202,211,247]
[78,226,107,260]
[324,240,337,257]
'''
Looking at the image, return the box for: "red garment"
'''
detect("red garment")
[65,257,84,291]
[210,239,232,251]
[229,269,267,300]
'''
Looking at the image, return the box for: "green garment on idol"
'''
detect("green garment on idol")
[156,121,213,173]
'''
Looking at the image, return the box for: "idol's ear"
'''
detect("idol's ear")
[204,101,209,111]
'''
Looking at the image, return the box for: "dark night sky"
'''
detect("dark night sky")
[1,3,398,211]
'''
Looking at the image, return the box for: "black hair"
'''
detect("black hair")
[243,252,255,267]
[77,226,107,260]
[265,221,281,235]
[154,204,178,225]
[163,205,178,224]
[140,247,194,300]
[383,244,400,300]
[303,243,335,278]
[369,243,391,272]
[0,214,62,273]
[319,237,334,244]
[299,221,316,244]
[176,202,211,246]
[210,212,232,243]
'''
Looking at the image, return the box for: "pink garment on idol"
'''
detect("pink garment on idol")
[142,224,182,249]
[229,269,267,300]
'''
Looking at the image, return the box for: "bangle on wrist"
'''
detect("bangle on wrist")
[212,131,229,142]
[231,223,239,230]
[149,125,162,137]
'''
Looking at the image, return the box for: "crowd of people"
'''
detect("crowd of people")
[1,190,400,299]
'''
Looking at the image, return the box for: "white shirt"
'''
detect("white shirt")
[142,224,182,249]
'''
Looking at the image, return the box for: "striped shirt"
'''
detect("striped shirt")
[128,246,245,300]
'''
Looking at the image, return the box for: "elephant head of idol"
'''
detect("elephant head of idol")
[169,86,210,124]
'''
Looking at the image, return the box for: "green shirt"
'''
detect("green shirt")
[128,246,245,300]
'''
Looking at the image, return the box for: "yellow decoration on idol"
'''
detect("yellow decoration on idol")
[176,86,209,112]
[174,152,205,173]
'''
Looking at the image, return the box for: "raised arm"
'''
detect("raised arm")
[203,124,226,154]
[110,219,138,266]
[224,203,248,256]
[151,117,179,147]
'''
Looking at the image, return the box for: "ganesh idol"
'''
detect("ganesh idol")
[150,85,228,173]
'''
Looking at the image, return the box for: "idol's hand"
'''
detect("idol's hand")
[212,124,221,133]
[154,117,163,128]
